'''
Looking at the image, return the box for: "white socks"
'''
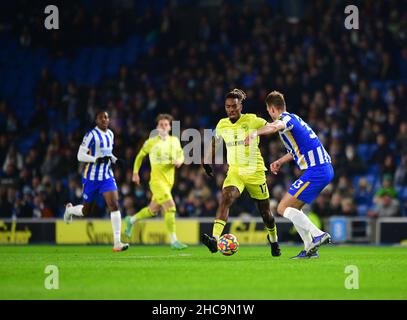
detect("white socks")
[110,210,122,245]
[67,206,122,246]
[293,224,313,250]
[283,207,323,238]
[67,205,84,216]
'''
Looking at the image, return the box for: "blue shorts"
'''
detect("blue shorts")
[288,164,334,204]
[82,178,118,203]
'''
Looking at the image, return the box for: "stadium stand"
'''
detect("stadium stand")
[0,0,406,219]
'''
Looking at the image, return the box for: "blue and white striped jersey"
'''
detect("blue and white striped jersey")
[278,112,331,170]
[81,126,115,181]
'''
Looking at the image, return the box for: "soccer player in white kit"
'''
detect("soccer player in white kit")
[64,110,129,252]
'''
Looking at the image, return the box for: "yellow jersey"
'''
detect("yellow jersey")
[215,113,267,175]
[133,135,184,186]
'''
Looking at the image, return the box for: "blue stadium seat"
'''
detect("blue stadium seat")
[357,144,370,162]
[372,180,382,194]
[368,144,378,159]
[0,29,147,155]
[17,78,35,98]
[104,48,122,76]
[86,70,102,86]
[124,35,142,64]
[78,47,91,62]
[50,58,69,84]
[351,175,362,189]
[367,164,380,175]
[61,178,69,189]
[357,205,369,216]
[66,119,80,134]
[370,81,382,89]
[2,73,18,99]
[357,144,378,163]
[395,185,403,196]
[364,174,377,186]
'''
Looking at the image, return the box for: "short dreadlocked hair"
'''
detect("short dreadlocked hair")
[225,88,247,102]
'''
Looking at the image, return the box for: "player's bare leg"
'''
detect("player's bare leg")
[201,186,240,253]
[255,199,281,257]
[161,200,187,250]
[125,201,160,237]
[277,193,330,258]
[104,190,129,252]
[64,202,92,224]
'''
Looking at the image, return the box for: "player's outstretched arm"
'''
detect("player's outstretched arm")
[270,153,293,175]
[132,152,146,185]
[258,121,286,136]
[244,121,286,145]
[132,141,151,185]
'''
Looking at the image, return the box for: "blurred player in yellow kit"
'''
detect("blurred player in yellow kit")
[125,114,187,250]
[201,89,281,256]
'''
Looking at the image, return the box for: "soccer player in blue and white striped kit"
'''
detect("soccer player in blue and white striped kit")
[245,91,333,259]
[64,110,129,252]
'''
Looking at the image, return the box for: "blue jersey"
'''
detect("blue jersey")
[81,127,115,181]
[278,112,331,170]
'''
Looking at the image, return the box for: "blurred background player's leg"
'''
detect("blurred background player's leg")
[64,180,97,223]
[125,201,159,235]
[162,200,187,250]
[125,199,187,249]
[103,189,128,252]
[64,203,83,223]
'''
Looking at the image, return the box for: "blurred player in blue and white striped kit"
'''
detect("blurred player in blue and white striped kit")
[63,110,129,252]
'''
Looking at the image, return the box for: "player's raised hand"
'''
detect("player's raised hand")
[270,160,281,175]
[132,173,140,185]
[174,160,182,168]
[109,156,125,167]
[96,156,112,164]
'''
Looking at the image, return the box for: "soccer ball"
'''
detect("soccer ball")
[217,234,239,256]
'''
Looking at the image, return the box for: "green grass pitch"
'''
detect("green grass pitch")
[1,245,406,300]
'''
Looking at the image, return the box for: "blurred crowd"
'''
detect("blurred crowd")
[1,0,407,219]
[3,0,144,55]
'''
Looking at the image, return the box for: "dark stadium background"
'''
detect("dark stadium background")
[0,0,406,225]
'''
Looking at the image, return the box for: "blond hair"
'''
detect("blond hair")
[156,113,174,124]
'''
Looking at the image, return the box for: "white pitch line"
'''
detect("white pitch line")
[118,254,192,259]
